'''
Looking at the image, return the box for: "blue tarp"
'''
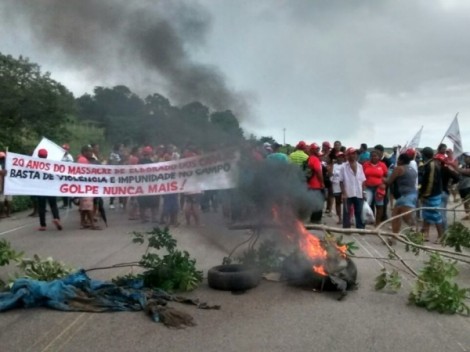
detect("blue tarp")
[0,270,146,312]
[0,270,219,326]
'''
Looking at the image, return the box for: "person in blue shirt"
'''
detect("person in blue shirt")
[266,143,288,163]
[358,143,370,164]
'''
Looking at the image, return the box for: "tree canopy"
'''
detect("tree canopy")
[0,52,248,154]
[76,86,245,149]
[0,53,74,153]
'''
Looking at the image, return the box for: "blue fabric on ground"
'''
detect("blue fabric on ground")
[0,270,146,313]
[0,270,219,327]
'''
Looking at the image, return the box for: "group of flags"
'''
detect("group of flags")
[401,113,464,158]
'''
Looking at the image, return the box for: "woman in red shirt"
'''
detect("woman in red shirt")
[362,150,388,226]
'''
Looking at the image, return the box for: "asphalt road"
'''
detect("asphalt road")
[0,205,469,352]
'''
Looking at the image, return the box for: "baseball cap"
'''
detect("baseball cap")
[405,148,416,158]
[142,146,153,155]
[296,141,307,150]
[322,141,331,148]
[310,143,320,150]
[346,147,357,155]
[38,149,48,158]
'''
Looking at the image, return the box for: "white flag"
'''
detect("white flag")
[443,114,463,158]
[399,126,422,155]
[33,137,66,161]
[406,126,423,150]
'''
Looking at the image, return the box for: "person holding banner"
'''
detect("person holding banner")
[138,146,160,223]
[77,145,102,230]
[36,149,62,231]
[60,144,74,209]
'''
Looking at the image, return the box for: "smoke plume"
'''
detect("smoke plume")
[3,0,249,116]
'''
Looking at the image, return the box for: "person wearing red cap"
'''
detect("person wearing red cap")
[321,141,331,156]
[36,149,63,231]
[305,143,325,224]
[339,147,366,229]
[386,153,418,244]
[433,151,459,231]
[288,141,309,167]
[0,151,12,219]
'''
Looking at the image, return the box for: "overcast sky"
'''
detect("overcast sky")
[1,0,469,150]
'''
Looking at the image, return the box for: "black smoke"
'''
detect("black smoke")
[3,0,249,116]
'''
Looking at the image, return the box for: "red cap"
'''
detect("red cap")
[142,146,153,155]
[322,141,331,148]
[310,143,320,151]
[405,148,416,158]
[38,149,48,158]
[62,144,70,150]
[346,147,356,155]
[296,141,307,150]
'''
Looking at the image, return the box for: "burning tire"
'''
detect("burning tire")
[282,254,357,293]
[208,264,261,291]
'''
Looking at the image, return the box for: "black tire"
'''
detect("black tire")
[208,264,261,291]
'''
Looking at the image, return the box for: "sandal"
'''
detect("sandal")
[53,219,63,231]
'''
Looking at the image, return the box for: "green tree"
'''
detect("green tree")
[210,110,244,141]
[0,53,74,153]
[76,85,146,145]
[259,136,277,145]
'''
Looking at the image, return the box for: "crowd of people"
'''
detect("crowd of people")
[1,140,470,245]
[262,140,470,245]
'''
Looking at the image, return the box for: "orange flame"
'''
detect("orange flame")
[294,219,328,276]
[272,206,346,277]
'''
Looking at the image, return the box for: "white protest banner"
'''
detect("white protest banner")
[4,150,239,197]
[33,137,66,161]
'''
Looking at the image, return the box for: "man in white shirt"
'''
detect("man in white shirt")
[339,147,366,229]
